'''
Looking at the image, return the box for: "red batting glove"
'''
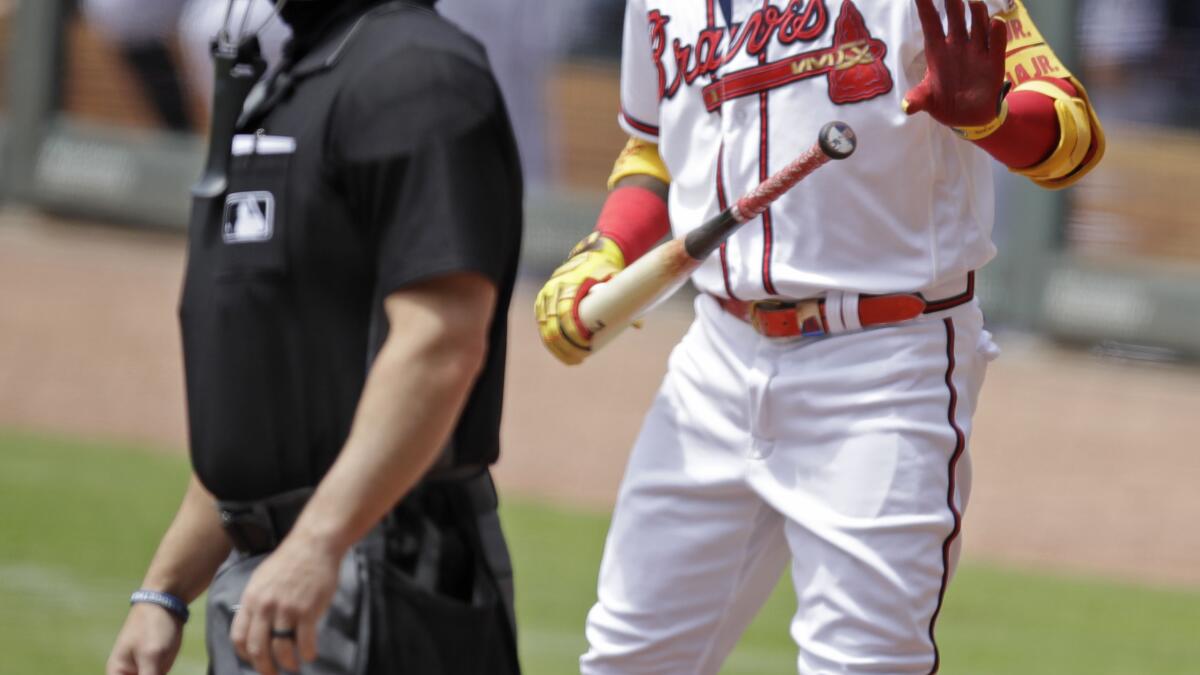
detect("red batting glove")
[903,0,1009,128]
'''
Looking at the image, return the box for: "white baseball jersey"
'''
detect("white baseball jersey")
[619,0,1011,300]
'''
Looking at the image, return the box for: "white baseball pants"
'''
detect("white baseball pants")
[581,293,996,674]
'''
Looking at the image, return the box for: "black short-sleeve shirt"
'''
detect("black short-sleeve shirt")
[180,4,522,501]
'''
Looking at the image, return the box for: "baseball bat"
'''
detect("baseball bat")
[578,121,858,351]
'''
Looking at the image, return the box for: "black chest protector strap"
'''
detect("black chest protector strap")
[193,38,267,200]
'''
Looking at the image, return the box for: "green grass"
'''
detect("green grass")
[2,430,1198,674]
[0,431,207,674]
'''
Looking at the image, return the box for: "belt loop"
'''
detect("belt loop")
[824,291,847,334]
[824,291,862,334]
[841,292,862,332]
[825,289,854,333]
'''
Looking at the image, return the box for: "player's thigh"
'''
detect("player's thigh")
[583,390,786,673]
[691,512,792,675]
[593,308,770,607]
[756,310,991,673]
[585,488,787,674]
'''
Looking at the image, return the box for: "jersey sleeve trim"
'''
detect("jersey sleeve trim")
[618,109,660,142]
[377,257,505,301]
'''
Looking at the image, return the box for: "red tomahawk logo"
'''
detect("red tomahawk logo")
[702,0,894,112]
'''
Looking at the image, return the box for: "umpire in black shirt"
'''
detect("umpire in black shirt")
[107,1,522,673]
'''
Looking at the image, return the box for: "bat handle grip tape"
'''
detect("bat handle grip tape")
[681,144,833,261]
[734,146,832,221]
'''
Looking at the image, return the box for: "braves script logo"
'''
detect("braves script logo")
[650,0,893,108]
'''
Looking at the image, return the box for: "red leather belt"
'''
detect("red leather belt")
[714,273,975,339]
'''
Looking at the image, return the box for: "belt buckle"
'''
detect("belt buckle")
[795,299,826,337]
[749,299,825,338]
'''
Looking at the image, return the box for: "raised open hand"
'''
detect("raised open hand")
[903,0,1009,129]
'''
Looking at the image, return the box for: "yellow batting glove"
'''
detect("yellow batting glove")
[534,232,626,365]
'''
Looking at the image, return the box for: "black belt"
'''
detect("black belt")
[216,466,493,556]
[217,487,313,556]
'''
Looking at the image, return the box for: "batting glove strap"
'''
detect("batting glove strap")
[130,589,190,623]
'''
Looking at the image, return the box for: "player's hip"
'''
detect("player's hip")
[662,286,994,437]
[680,271,988,352]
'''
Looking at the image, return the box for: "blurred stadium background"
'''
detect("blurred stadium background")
[1,0,1198,673]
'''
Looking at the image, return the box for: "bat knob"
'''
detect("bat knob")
[818,121,857,160]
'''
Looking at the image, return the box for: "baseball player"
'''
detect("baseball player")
[535,0,1103,673]
[106,1,523,674]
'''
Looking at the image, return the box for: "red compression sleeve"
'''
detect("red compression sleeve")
[595,185,671,263]
[975,77,1076,169]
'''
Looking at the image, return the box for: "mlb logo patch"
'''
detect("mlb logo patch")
[222,191,275,244]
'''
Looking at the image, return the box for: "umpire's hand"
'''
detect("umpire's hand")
[230,535,341,675]
[106,604,184,675]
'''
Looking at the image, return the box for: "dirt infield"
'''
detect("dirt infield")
[2,210,1198,587]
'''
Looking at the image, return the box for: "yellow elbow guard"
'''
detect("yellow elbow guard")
[1011,79,1106,190]
[607,136,672,190]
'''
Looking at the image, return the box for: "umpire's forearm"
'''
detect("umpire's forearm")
[139,475,232,602]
